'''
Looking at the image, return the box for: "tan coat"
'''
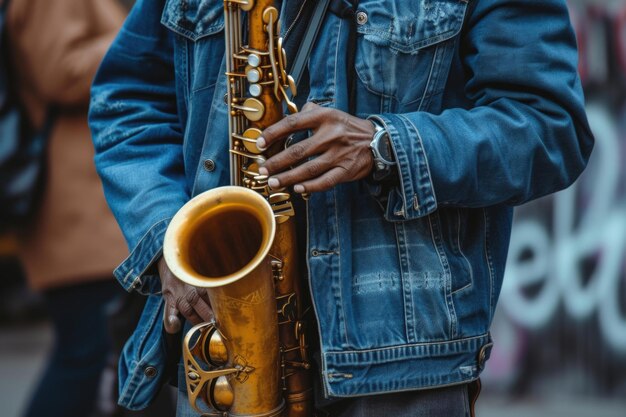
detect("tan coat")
[6,0,129,290]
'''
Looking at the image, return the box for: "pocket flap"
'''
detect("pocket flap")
[357,0,468,53]
[161,0,224,41]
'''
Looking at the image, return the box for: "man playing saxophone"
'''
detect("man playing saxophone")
[90,0,593,416]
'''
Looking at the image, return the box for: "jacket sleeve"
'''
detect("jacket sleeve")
[89,0,186,293]
[371,0,594,221]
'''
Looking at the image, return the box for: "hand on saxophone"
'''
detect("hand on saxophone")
[256,102,375,194]
[158,256,214,334]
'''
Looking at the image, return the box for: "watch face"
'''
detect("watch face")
[378,135,394,163]
[368,121,397,183]
[374,131,395,166]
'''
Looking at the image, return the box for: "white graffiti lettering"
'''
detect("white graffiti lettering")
[501,104,626,351]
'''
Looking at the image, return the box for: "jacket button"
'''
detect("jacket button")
[356,11,368,25]
[144,366,158,378]
[204,159,216,172]
[477,342,493,370]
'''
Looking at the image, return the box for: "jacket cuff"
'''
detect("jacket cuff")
[113,218,172,294]
[368,114,437,221]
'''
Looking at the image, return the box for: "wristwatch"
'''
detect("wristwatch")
[368,119,397,183]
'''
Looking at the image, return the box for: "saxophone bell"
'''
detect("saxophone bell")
[164,186,276,289]
[164,186,284,416]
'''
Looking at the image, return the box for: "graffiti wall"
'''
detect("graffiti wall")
[482,0,626,400]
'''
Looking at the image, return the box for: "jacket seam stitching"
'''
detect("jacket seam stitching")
[398,113,437,212]
[421,42,445,111]
[456,208,474,291]
[482,208,496,323]
[325,376,480,398]
[417,43,439,112]
[356,28,460,53]
[333,17,349,348]
[427,212,456,338]
[400,221,416,343]
[325,332,490,355]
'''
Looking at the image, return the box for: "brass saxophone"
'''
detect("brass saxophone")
[162,1,313,416]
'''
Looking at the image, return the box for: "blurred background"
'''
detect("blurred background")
[1,0,625,416]
[477,0,626,415]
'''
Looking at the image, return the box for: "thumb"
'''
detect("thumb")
[163,299,182,334]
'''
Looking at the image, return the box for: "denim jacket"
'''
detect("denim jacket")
[89,0,593,409]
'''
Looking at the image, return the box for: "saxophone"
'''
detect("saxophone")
[162,1,313,416]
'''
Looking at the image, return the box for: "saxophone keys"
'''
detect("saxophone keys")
[268,193,290,204]
[211,376,235,411]
[270,194,295,219]
[247,160,267,176]
[230,148,265,161]
[277,84,298,114]
[241,128,263,154]
[262,7,278,25]
[206,329,229,366]
[236,0,254,13]
[287,75,297,97]
[246,66,262,83]
[296,321,310,364]
[240,98,265,122]
[247,52,261,67]
[274,214,291,224]
[277,38,286,73]
[249,83,262,97]
[277,293,297,322]
[286,100,298,115]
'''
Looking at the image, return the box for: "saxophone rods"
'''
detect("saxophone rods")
[163,1,312,416]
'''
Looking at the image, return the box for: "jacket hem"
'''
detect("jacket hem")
[322,333,492,397]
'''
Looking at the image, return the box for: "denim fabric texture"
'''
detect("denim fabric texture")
[89,0,594,410]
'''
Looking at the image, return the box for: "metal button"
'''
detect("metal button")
[356,11,368,25]
[204,159,216,172]
[478,349,486,366]
[477,342,493,370]
[144,366,158,378]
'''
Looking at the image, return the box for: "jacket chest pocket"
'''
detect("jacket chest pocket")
[355,0,467,109]
[161,0,225,94]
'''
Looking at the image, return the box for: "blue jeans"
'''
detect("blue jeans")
[317,383,476,417]
[23,279,120,417]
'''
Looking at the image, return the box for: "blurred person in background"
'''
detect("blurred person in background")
[4,0,128,416]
